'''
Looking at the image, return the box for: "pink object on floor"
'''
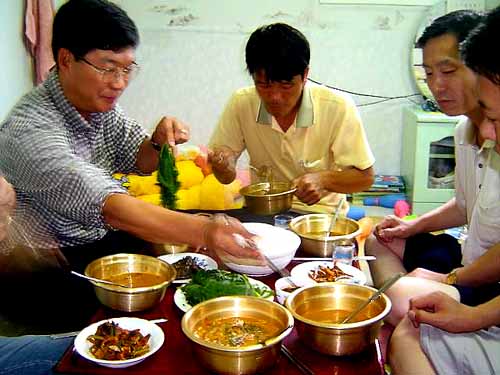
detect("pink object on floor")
[25,0,55,84]
[394,200,411,218]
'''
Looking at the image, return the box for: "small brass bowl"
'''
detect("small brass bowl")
[85,253,176,312]
[150,242,189,256]
[182,296,294,375]
[240,182,296,216]
[285,283,391,356]
[289,214,361,257]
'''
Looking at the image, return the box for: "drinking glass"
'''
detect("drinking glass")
[332,239,355,266]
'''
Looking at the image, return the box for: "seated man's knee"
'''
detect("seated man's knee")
[365,233,385,256]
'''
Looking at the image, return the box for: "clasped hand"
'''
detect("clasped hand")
[374,215,417,243]
[293,171,328,205]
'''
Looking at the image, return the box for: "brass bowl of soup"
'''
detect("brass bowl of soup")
[84,253,176,312]
[182,296,294,375]
[289,214,361,257]
[285,283,391,356]
[240,181,296,215]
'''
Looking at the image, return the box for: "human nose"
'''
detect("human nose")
[430,74,446,94]
[268,88,283,102]
[109,72,128,89]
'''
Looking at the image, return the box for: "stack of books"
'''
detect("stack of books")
[349,175,406,205]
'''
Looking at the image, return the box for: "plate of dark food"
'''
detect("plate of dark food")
[74,317,164,368]
[174,269,274,312]
[290,261,367,287]
[158,253,218,283]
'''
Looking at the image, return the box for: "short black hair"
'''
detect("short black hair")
[245,23,310,82]
[463,7,500,85]
[416,10,483,48]
[52,0,139,63]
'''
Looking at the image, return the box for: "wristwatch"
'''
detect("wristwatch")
[445,268,458,285]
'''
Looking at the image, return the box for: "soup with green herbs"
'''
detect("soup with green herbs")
[194,316,281,347]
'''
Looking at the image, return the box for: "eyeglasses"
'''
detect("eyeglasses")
[78,57,140,83]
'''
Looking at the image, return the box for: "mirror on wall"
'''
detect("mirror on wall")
[410,4,446,110]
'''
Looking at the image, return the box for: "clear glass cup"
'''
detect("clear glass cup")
[273,214,294,230]
[332,239,355,266]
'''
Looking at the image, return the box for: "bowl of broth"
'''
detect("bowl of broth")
[285,283,391,356]
[240,181,296,215]
[289,214,361,257]
[84,253,176,312]
[182,296,293,375]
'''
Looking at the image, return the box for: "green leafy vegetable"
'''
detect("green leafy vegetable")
[181,269,274,306]
[157,144,180,209]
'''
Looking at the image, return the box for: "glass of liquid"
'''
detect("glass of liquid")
[273,214,294,230]
[332,239,355,266]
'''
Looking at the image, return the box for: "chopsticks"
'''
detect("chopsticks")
[293,256,376,262]
[281,345,315,375]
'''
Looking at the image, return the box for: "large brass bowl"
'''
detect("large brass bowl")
[182,296,294,375]
[240,182,296,215]
[84,253,176,312]
[285,283,391,356]
[289,214,361,257]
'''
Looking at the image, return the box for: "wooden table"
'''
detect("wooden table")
[55,262,385,375]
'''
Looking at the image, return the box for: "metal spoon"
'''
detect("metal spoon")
[325,197,345,239]
[70,270,129,288]
[340,272,404,324]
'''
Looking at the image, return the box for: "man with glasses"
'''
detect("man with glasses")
[208,23,375,212]
[0,0,260,279]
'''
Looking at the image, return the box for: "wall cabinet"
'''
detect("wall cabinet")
[401,106,463,215]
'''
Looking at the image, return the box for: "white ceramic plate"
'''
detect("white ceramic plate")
[74,317,164,369]
[174,277,274,313]
[158,253,218,284]
[290,261,367,287]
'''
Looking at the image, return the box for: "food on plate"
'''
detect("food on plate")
[87,321,150,360]
[105,272,165,288]
[171,256,207,280]
[181,269,274,306]
[194,316,281,347]
[308,263,353,283]
[281,285,301,293]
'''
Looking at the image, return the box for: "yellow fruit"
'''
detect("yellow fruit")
[126,174,161,196]
[136,193,162,206]
[177,160,204,189]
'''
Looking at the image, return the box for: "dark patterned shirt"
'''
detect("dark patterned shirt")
[0,70,148,247]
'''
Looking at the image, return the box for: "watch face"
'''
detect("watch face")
[446,270,457,285]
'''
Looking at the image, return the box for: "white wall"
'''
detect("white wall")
[2,0,500,175]
[117,0,442,175]
[0,0,33,122]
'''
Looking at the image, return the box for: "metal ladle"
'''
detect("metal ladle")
[70,270,129,288]
[325,197,345,239]
[340,272,404,324]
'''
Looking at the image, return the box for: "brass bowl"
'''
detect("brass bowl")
[289,214,361,257]
[150,242,189,256]
[84,253,176,312]
[285,283,391,356]
[182,296,294,375]
[240,182,296,215]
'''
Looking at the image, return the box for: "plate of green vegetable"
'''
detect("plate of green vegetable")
[174,269,274,312]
